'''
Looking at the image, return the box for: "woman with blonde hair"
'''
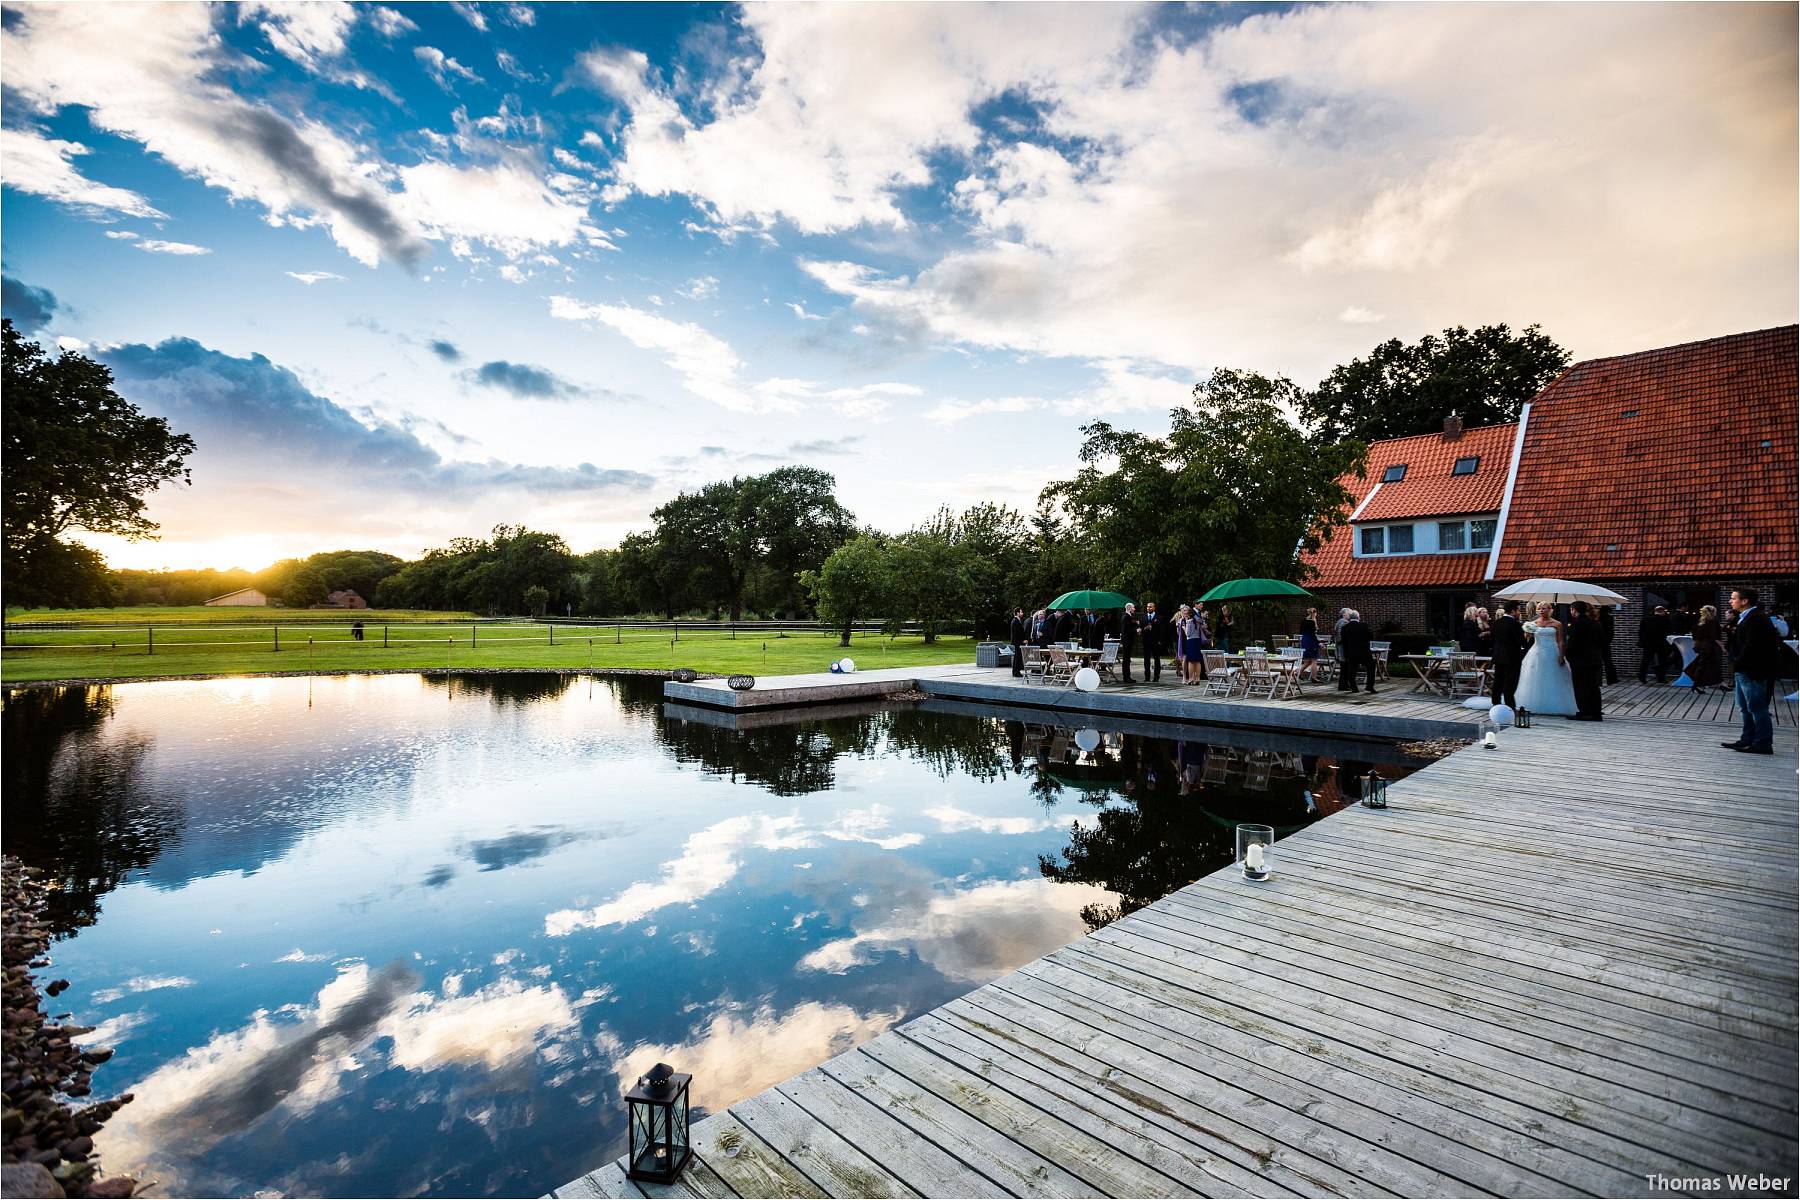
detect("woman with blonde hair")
[1298,606,1323,682]
[1515,600,1577,714]
[1690,603,1725,689]
[1459,603,1483,653]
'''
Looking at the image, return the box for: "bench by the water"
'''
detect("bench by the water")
[550,704,1797,1200]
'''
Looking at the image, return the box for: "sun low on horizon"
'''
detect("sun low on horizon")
[3,0,1794,573]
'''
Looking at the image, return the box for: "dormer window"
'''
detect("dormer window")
[1381,464,1407,482]
[1452,456,1480,475]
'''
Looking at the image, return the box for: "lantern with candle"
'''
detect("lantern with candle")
[1236,823,1274,882]
[1360,770,1388,808]
[1516,706,1532,729]
[624,1063,692,1183]
[1481,719,1500,750]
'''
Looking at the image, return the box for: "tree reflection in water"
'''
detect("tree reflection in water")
[1,686,183,937]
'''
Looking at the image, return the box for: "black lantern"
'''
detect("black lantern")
[624,1062,692,1183]
[672,668,698,683]
[1516,706,1532,729]
[727,674,755,691]
[1360,770,1388,809]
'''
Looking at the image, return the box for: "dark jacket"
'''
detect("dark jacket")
[1598,607,1615,646]
[1564,614,1603,667]
[1636,611,1672,649]
[1458,618,1482,653]
[1139,612,1163,651]
[1053,612,1073,643]
[1337,619,1372,659]
[1728,608,1784,682]
[1690,617,1724,686]
[1120,611,1139,649]
[1489,614,1528,665]
[1009,615,1027,647]
[1082,614,1104,650]
[1670,608,1696,636]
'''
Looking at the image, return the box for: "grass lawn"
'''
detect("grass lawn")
[3,605,479,624]
[1,619,978,684]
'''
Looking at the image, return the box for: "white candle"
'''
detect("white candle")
[1484,731,1498,748]
[1246,843,1266,872]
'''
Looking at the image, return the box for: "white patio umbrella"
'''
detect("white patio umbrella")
[1492,577,1629,606]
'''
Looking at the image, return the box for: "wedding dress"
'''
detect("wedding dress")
[1515,621,1578,715]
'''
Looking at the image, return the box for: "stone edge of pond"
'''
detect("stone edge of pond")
[0,667,707,692]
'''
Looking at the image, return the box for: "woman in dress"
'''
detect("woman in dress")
[1476,607,1494,658]
[1515,600,1579,715]
[1217,605,1235,653]
[1458,604,1483,653]
[1172,603,1190,680]
[1181,606,1206,685]
[1689,604,1725,690]
[1298,607,1323,682]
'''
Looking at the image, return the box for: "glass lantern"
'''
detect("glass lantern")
[1360,770,1388,808]
[1236,823,1274,882]
[1516,706,1532,729]
[625,1064,692,1184]
[1481,719,1500,750]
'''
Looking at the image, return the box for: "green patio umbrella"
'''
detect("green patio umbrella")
[1198,578,1313,602]
[1047,589,1133,610]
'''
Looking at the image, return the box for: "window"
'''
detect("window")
[1433,517,1497,553]
[1438,521,1466,551]
[1452,456,1480,475]
[1382,464,1407,482]
[1360,526,1385,555]
[1387,524,1414,553]
[1470,519,1496,550]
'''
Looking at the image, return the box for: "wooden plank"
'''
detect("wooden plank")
[688,1111,829,1199]
[731,1087,919,1199]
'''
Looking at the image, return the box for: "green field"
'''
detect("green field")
[3,605,480,624]
[1,615,977,684]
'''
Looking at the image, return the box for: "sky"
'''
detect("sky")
[1,1,1794,572]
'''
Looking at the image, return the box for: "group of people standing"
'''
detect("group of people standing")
[1010,601,1242,684]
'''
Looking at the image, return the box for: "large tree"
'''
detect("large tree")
[1044,368,1366,605]
[3,320,194,605]
[800,533,892,646]
[1301,323,1569,443]
[650,466,853,620]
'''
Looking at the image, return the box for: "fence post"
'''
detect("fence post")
[147,628,154,657]
[472,622,477,649]
[616,624,621,644]
[384,625,389,649]
[274,625,280,653]
[549,623,555,647]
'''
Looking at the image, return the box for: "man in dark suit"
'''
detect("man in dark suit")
[1139,601,1163,682]
[1565,601,1605,720]
[1118,603,1139,683]
[1336,610,1377,694]
[1052,609,1073,644]
[1082,610,1104,650]
[1489,600,1529,708]
[1637,604,1674,683]
[1008,607,1028,677]
[1725,588,1781,755]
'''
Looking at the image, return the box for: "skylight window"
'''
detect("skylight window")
[1452,456,1480,475]
[1381,464,1407,482]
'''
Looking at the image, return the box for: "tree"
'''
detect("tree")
[649,467,853,621]
[3,320,194,606]
[523,584,550,617]
[800,534,892,645]
[612,531,692,618]
[1301,323,1569,443]
[884,528,976,644]
[282,565,328,607]
[1044,368,1366,605]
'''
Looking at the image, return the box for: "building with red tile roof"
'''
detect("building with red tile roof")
[1298,325,1797,667]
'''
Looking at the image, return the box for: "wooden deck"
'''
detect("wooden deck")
[552,716,1797,1200]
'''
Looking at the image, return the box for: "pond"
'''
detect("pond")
[2,673,1425,1198]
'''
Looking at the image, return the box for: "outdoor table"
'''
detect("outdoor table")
[1401,653,1491,697]
[1667,634,1697,688]
[1218,653,1303,697]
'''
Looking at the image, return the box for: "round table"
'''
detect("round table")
[1666,633,1696,688]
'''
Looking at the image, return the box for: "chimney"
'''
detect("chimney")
[1443,412,1463,439]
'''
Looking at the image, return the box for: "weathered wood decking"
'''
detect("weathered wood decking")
[553,714,1797,1200]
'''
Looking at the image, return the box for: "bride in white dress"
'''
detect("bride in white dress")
[1515,601,1578,715]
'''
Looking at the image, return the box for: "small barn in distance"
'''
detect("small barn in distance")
[323,589,369,609]
[204,587,269,607]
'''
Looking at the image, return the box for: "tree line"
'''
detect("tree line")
[2,316,1570,619]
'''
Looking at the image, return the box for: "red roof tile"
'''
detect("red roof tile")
[1300,421,1516,590]
[1494,325,1797,580]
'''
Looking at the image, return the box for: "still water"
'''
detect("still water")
[3,674,1423,1198]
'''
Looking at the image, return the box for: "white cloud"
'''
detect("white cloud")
[367,6,416,38]
[545,813,814,934]
[105,229,141,239]
[285,270,344,285]
[399,162,595,259]
[138,239,211,256]
[786,301,824,322]
[239,2,355,70]
[924,805,1060,835]
[415,45,482,90]
[274,947,331,962]
[1339,305,1385,325]
[924,396,1039,425]
[75,1010,151,1048]
[382,976,578,1072]
[678,275,718,301]
[609,1003,900,1117]
[450,2,489,32]
[0,127,166,219]
[92,975,195,1005]
[550,296,775,413]
[799,877,1111,983]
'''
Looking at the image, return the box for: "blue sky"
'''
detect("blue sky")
[2,1,1794,569]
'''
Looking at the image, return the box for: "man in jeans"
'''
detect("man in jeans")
[1723,588,1781,755]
